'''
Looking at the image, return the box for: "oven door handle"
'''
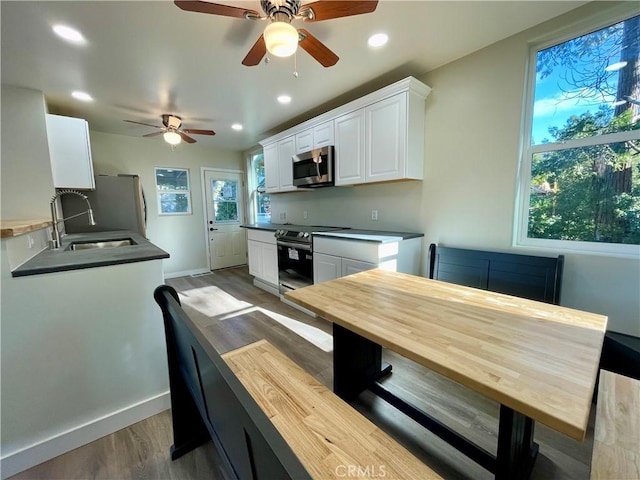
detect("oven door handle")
[277,240,312,251]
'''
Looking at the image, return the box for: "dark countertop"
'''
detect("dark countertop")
[12,231,169,277]
[312,229,424,243]
[240,223,285,231]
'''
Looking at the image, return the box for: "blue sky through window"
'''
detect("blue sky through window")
[530,17,635,144]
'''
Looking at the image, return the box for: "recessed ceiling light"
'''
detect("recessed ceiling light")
[52,24,86,45]
[71,91,93,102]
[368,33,388,48]
[604,61,628,72]
[231,123,243,131]
[277,95,292,104]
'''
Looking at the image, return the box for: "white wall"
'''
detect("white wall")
[0,243,168,478]
[271,2,640,337]
[0,85,55,220]
[88,131,244,277]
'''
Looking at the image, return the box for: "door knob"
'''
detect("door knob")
[209,227,217,231]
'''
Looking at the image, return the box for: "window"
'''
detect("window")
[211,179,239,222]
[517,12,639,255]
[248,151,270,223]
[155,167,192,215]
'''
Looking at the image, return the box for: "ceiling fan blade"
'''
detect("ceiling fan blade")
[124,120,163,129]
[300,0,378,22]
[174,1,259,19]
[143,131,165,138]
[298,29,339,67]
[182,129,216,136]
[178,132,197,143]
[242,35,267,66]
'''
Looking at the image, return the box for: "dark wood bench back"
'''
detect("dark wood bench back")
[428,243,564,305]
[154,285,311,480]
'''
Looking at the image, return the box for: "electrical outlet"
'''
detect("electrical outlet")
[371,210,378,221]
[279,212,286,221]
[303,211,308,219]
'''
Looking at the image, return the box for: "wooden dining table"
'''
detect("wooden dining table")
[285,269,608,480]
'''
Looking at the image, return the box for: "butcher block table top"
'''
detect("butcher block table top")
[285,269,608,442]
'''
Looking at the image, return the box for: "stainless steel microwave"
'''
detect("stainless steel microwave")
[292,146,335,188]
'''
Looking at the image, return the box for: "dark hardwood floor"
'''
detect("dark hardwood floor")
[10,266,595,480]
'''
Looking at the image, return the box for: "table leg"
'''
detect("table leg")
[495,405,538,480]
[333,323,390,400]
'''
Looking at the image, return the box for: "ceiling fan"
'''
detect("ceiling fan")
[124,114,215,145]
[174,0,379,67]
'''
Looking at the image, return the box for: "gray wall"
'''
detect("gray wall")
[89,131,244,277]
[270,2,640,336]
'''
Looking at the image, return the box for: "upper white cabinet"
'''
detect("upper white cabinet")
[295,121,334,154]
[264,142,279,192]
[259,76,431,190]
[335,109,366,185]
[46,114,95,189]
[264,136,297,193]
[336,91,424,186]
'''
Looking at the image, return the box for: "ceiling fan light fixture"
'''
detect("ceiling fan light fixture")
[163,130,182,145]
[264,21,298,57]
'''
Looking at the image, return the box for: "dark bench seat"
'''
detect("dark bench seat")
[154,285,442,480]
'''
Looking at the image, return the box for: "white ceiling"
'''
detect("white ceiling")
[1,1,587,151]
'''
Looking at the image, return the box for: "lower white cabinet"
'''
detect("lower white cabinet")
[314,253,375,283]
[247,229,278,286]
[313,235,422,284]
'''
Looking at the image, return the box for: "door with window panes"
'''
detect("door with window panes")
[204,170,246,270]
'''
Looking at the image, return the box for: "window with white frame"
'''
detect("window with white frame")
[516,12,639,255]
[155,167,192,215]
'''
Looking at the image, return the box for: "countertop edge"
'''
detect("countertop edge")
[11,231,170,277]
[1,219,52,238]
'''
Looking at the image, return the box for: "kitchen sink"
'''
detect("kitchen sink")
[66,238,136,251]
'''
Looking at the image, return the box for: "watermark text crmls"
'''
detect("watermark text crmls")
[335,464,387,478]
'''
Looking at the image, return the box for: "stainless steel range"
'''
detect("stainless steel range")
[274,226,344,294]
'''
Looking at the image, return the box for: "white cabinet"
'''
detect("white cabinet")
[335,110,366,185]
[295,121,334,154]
[264,136,296,193]
[335,91,424,186]
[264,142,279,192]
[314,252,375,283]
[46,114,95,189]
[247,229,278,287]
[313,235,422,284]
[313,253,341,283]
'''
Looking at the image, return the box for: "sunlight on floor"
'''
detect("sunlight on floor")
[177,285,333,352]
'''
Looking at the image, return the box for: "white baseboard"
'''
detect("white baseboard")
[163,268,210,279]
[0,391,171,479]
[253,278,279,296]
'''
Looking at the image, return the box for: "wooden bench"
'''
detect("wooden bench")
[154,285,441,480]
[591,370,640,479]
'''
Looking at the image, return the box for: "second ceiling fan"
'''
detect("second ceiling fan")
[174,0,379,67]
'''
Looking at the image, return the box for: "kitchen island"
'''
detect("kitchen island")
[1,229,171,477]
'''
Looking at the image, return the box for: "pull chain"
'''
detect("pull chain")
[293,50,298,78]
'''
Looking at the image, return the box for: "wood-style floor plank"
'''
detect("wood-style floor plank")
[10,267,596,480]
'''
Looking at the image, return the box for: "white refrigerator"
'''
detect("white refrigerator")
[61,174,147,236]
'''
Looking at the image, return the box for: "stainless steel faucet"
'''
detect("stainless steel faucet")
[49,190,96,249]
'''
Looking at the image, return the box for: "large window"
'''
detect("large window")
[155,167,192,215]
[248,151,270,223]
[517,12,639,255]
